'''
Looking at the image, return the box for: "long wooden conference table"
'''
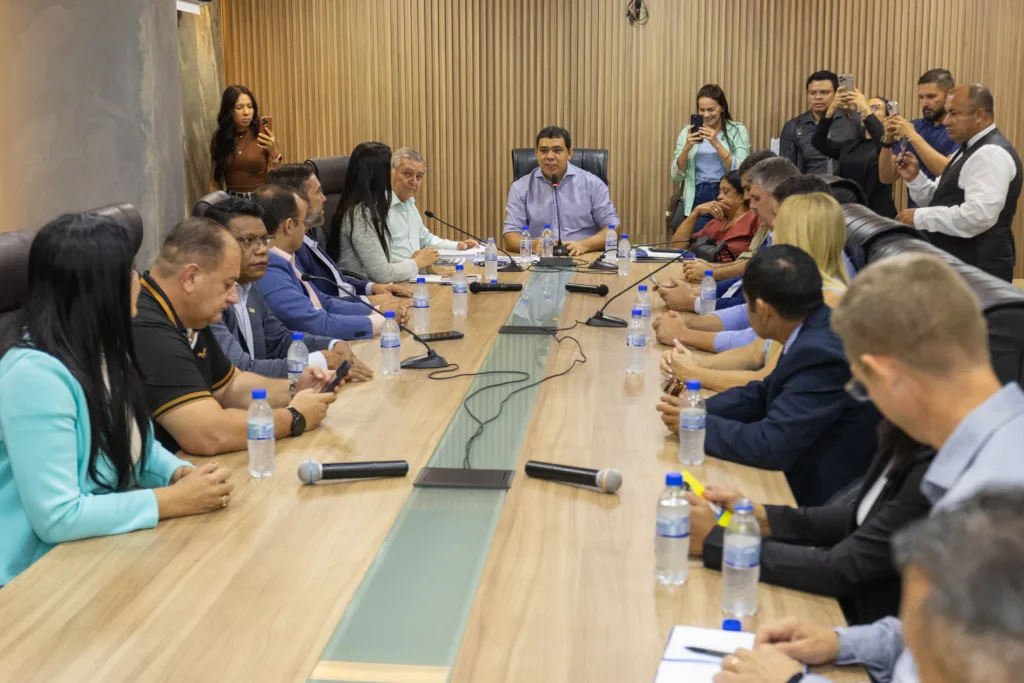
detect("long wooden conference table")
[0,257,865,683]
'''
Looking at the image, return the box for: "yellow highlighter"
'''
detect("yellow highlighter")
[682,470,733,528]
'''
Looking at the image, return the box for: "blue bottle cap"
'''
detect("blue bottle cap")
[491,279,498,284]
[665,472,683,486]
[722,619,742,632]
[416,277,426,284]
[384,311,396,319]
[638,285,648,292]
[455,264,464,271]
[251,388,267,400]
[291,331,304,341]
[522,226,529,231]
[705,269,713,276]
[488,237,495,243]
[621,233,629,239]
[631,308,642,316]
[544,223,551,228]
[685,379,701,391]
[734,498,754,513]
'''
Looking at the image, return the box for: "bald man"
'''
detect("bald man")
[894,84,1021,281]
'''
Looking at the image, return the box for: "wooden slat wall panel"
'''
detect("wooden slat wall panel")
[221,0,1024,275]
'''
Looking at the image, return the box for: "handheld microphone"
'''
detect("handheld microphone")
[564,283,609,296]
[301,273,448,369]
[423,210,523,273]
[298,460,409,484]
[469,281,523,293]
[550,174,570,258]
[524,460,622,494]
[585,252,690,328]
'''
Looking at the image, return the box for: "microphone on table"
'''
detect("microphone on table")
[301,272,448,369]
[550,173,570,258]
[585,251,690,328]
[524,460,622,494]
[469,281,523,293]
[564,283,609,296]
[423,210,523,273]
[298,460,409,484]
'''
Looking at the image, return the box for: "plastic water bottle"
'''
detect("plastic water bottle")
[618,233,631,276]
[484,237,499,281]
[722,499,762,616]
[655,472,690,586]
[247,388,275,478]
[287,332,308,385]
[699,270,717,314]
[380,311,401,377]
[635,284,653,336]
[519,227,532,260]
[605,224,618,263]
[541,224,554,257]
[678,380,706,465]
[626,308,647,375]
[413,276,430,333]
[452,264,468,318]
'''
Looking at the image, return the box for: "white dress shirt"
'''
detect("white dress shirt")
[909,123,1018,238]
[233,281,334,370]
[387,194,459,261]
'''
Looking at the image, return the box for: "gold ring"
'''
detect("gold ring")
[221,495,229,508]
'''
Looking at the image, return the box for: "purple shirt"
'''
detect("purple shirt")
[503,162,620,242]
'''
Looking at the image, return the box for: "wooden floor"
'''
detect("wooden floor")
[0,259,864,683]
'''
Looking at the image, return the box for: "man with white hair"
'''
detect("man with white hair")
[388,147,477,263]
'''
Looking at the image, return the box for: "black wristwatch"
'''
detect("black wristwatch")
[287,406,306,437]
[881,140,897,148]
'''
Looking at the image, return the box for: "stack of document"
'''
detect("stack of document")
[437,246,485,259]
[407,272,482,285]
[654,626,754,683]
[635,247,691,261]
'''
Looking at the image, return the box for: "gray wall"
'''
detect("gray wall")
[2,0,185,265]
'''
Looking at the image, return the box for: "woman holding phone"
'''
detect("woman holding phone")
[209,84,283,197]
[669,84,751,233]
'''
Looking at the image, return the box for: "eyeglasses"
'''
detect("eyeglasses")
[236,234,274,251]
[844,377,871,402]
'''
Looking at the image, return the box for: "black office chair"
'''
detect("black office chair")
[0,229,34,345]
[305,155,350,251]
[192,190,231,218]
[511,148,609,187]
[842,203,923,273]
[87,202,144,256]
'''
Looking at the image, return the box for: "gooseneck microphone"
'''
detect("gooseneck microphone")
[469,281,523,293]
[550,173,570,258]
[564,283,609,296]
[524,460,622,494]
[585,252,690,328]
[423,210,523,273]
[301,273,448,369]
[298,460,409,484]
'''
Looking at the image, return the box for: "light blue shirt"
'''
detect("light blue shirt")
[387,193,459,261]
[781,323,804,355]
[503,162,620,243]
[232,282,255,355]
[694,139,724,184]
[0,348,190,586]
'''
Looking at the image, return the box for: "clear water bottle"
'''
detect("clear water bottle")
[380,311,401,377]
[678,379,706,465]
[618,233,631,276]
[605,224,618,263]
[626,308,647,375]
[413,276,430,333]
[452,264,468,318]
[722,499,762,616]
[519,227,532,261]
[699,270,717,315]
[655,472,690,586]
[635,284,653,336]
[541,224,554,257]
[247,388,275,478]
[484,237,499,281]
[287,331,308,385]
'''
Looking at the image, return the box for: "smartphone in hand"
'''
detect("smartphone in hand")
[838,73,855,91]
[322,361,351,393]
[259,115,272,136]
[690,113,704,133]
[886,101,900,116]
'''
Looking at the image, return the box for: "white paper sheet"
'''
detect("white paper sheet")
[654,626,755,683]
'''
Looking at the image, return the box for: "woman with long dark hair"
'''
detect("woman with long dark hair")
[208,85,283,197]
[0,214,232,586]
[669,84,751,232]
[333,142,436,283]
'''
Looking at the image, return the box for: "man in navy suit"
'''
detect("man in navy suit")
[660,245,880,506]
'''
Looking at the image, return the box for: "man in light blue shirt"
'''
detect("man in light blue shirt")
[502,125,620,256]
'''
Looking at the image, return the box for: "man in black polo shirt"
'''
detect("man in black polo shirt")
[133,217,339,455]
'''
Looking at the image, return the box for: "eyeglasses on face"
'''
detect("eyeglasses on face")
[236,234,274,251]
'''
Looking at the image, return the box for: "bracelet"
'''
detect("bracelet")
[881,140,897,148]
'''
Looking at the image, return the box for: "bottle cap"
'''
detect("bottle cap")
[488,237,495,243]
[455,264,464,271]
[416,277,426,284]
[705,269,713,276]
[544,223,551,228]
[291,331,304,341]
[251,388,267,400]
[491,279,498,284]
[665,472,683,487]
[638,285,648,292]
[734,498,754,513]
[621,233,629,239]
[722,619,742,632]
[522,226,529,231]
[384,311,396,319]
[631,308,642,316]
[685,379,701,391]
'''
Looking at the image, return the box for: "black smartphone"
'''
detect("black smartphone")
[322,361,351,393]
[690,113,704,132]
[418,331,465,342]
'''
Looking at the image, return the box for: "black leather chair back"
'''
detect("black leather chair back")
[88,202,144,256]
[842,203,923,272]
[193,190,231,218]
[305,156,350,247]
[511,148,609,187]
[0,229,34,345]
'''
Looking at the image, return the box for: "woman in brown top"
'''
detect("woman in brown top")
[208,85,283,197]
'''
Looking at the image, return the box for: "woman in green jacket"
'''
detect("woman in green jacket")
[671,84,751,233]
[0,214,233,586]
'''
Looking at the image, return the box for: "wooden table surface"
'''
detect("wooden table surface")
[0,259,864,683]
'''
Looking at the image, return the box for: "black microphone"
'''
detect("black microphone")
[298,460,409,484]
[564,283,609,296]
[550,174,570,258]
[423,210,523,273]
[585,252,690,327]
[524,460,622,494]
[469,281,523,293]
[300,273,448,369]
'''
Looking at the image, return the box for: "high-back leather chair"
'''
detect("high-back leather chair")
[305,156,350,248]
[88,202,145,255]
[192,190,231,218]
[511,148,610,187]
[0,229,34,344]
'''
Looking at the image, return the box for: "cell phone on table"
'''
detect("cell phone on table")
[690,114,704,133]
[259,116,272,135]
[322,361,351,393]
[838,73,854,91]
[418,331,465,342]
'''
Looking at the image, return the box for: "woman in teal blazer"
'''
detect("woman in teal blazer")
[0,214,234,586]
[671,84,751,232]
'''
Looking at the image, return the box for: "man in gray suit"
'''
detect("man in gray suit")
[207,198,373,381]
